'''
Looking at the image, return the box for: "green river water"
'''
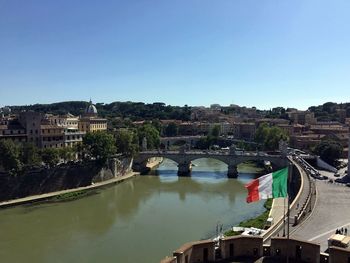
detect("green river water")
[0,158,265,263]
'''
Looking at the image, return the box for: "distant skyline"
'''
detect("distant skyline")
[1,0,350,110]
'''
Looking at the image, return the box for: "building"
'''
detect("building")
[47,113,85,147]
[289,133,325,150]
[309,123,348,135]
[78,100,107,133]
[18,112,65,148]
[18,111,44,147]
[232,123,256,140]
[40,122,65,148]
[288,110,316,125]
[0,119,27,143]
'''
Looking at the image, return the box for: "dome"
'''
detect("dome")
[2,106,11,114]
[85,100,98,115]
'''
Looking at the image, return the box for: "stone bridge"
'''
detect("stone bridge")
[133,150,288,177]
[160,136,203,149]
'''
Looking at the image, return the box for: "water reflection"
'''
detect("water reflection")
[0,158,264,263]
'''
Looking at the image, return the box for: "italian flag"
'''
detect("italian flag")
[245,167,288,203]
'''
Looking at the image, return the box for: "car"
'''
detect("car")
[334,173,340,177]
[346,183,350,187]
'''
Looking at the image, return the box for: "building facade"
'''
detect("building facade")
[78,100,107,133]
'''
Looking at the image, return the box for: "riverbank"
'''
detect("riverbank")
[147,157,164,169]
[224,199,273,236]
[0,171,138,208]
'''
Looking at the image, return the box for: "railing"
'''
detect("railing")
[139,150,282,158]
[292,156,316,225]
[262,158,309,242]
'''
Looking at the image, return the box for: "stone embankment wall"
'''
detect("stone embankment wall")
[161,236,348,263]
[0,158,132,202]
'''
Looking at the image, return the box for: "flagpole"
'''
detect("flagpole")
[287,162,292,240]
[283,196,286,237]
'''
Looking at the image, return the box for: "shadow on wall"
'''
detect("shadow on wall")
[0,158,132,202]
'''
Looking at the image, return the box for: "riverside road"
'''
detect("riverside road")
[291,173,350,251]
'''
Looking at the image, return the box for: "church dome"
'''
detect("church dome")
[85,100,98,115]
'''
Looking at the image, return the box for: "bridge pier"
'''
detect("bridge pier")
[227,164,238,178]
[178,161,192,177]
[132,161,150,174]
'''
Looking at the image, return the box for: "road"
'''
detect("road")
[291,173,350,251]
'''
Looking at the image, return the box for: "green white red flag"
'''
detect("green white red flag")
[245,167,288,203]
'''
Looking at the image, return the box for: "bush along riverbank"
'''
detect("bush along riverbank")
[52,190,93,202]
[225,199,273,237]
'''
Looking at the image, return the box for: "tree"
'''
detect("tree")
[195,137,210,150]
[58,147,75,163]
[0,140,22,172]
[83,131,117,164]
[210,125,221,138]
[41,148,60,168]
[137,124,160,150]
[164,122,178,137]
[255,123,269,145]
[115,129,139,157]
[314,140,343,166]
[20,143,42,167]
[264,126,288,151]
[254,123,289,151]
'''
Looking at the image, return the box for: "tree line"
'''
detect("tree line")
[10,101,192,121]
[0,123,161,175]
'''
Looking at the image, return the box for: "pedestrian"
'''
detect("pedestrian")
[342,227,344,234]
[345,228,348,235]
[296,203,299,210]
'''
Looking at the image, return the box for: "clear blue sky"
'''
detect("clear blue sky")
[1,0,350,109]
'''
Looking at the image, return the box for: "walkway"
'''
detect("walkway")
[264,160,312,242]
[0,171,138,208]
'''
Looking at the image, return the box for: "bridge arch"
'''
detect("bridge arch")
[134,151,288,177]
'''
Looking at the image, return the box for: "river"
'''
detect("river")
[0,158,265,263]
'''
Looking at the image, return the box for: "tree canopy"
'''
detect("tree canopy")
[83,131,117,164]
[255,123,289,151]
[164,122,179,137]
[137,124,160,150]
[0,140,22,172]
[115,129,139,157]
[41,148,60,168]
[314,139,343,166]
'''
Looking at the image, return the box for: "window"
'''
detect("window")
[203,248,208,262]
[229,244,234,258]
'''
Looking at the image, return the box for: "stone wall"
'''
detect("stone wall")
[173,240,215,263]
[160,237,350,263]
[220,236,263,260]
[328,246,350,263]
[270,237,320,263]
[0,158,132,202]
